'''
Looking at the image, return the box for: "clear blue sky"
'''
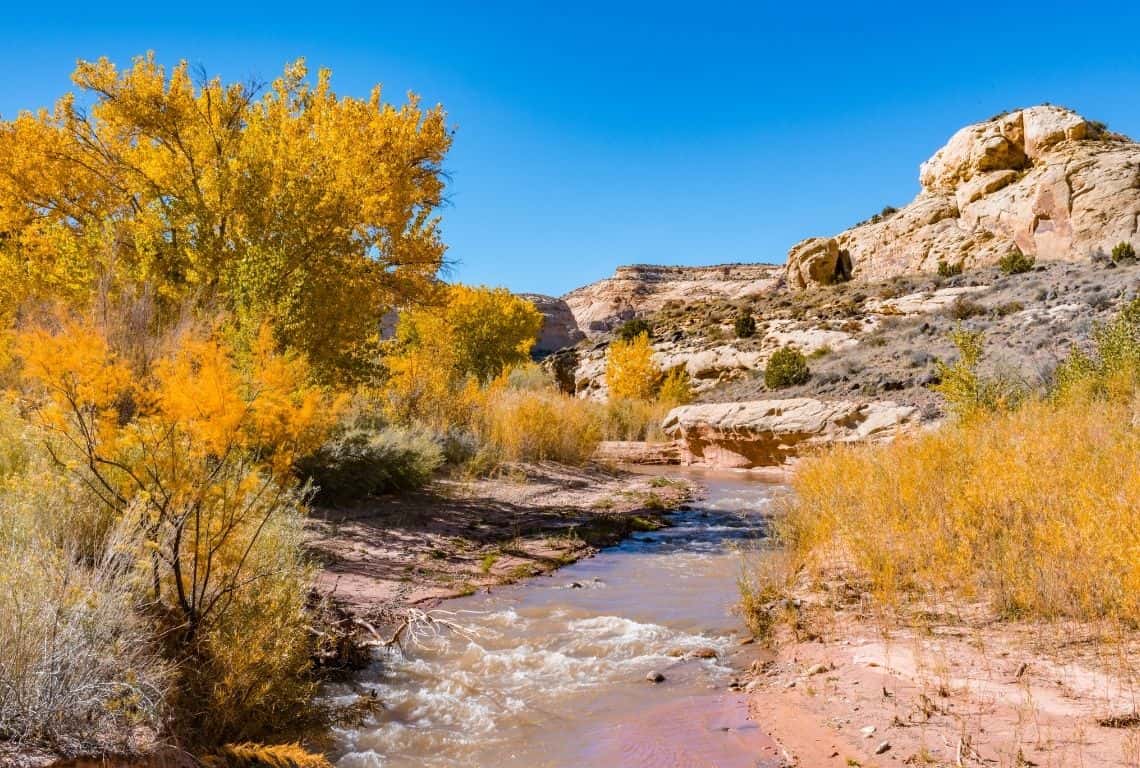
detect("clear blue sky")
[3,2,1140,296]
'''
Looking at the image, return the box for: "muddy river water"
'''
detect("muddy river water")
[327,472,784,767]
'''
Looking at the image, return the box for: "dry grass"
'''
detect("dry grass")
[776,396,1140,622]
[0,474,170,751]
[474,384,603,465]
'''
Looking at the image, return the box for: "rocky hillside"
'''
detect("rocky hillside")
[522,106,1140,467]
[563,263,782,335]
[787,105,1140,289]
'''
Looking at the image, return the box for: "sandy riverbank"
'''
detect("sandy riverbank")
[740,589,1140,767]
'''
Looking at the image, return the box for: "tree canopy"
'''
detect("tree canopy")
[0,54,452,377]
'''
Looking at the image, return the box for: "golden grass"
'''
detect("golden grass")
[475,385,603,465]
[776,396,1140,622]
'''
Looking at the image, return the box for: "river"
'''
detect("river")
[326,472,784,768]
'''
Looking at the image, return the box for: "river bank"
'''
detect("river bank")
[305,461,696,619]
[741,579,1140,767]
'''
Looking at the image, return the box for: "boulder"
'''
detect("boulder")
[661,398,919,468]
[786,237,852,290]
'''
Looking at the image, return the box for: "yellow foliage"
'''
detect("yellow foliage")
[776,396,1140,622]
[201,743,333,768]
[657,365,693,407]
[13,320,339,743]
[384,284,541,427]
[606,332,661,401]
[0,54,452,377]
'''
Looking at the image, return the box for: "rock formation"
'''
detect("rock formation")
[662,399,919,468]
[521,294,586,356]
[787,106,1140,289]
[563,264,783,336]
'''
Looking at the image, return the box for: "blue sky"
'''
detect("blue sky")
[3,2,1140,296]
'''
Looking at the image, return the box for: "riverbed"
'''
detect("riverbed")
[327,472,783,767]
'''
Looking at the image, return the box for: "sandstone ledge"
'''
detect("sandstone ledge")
[662,398,919,468]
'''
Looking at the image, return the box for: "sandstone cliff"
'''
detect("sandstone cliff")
[787,106,1140,288]
[563,263,782,336]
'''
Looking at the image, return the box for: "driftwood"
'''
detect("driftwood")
[350,608,486,652]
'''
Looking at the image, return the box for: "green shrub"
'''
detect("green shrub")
[764,347,810,389]
[616,317,652,342]
[1054,297,1140,400]
[937,259,963,278]
[1112,241,1137,264]
[998,248,1035,275]
[734,310,757,339]
[298,425,444,503]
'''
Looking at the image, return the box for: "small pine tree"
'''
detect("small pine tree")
[998,248,1035,275]
[937,260,963,278]
[616,317,652,342]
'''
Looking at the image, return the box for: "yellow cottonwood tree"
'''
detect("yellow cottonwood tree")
[0,54,452,377]
[384,285,542,424]
[606,331,661,401]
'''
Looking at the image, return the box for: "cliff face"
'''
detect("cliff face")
[519,294,586,356]
[562,263,783,336]
[788,106,1140,288]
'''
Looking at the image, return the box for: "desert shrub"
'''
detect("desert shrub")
[175,493,322,745]
[474,384,602,465]
[737,550,794,642]
[734,310,756,339]
[0,485,169,750]
[998,248,1035,275]
[1054,297,1140,401]
[615,317,652,342]
[764,347,809,389]
[932,329,1025,418]
[936,259,963,278]
[606,332,661,401]
[297,425,444,504]
[945,296,986,320]
[1112,241,1137,264]
[13,322,337,747]
[774,397,1140,622]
